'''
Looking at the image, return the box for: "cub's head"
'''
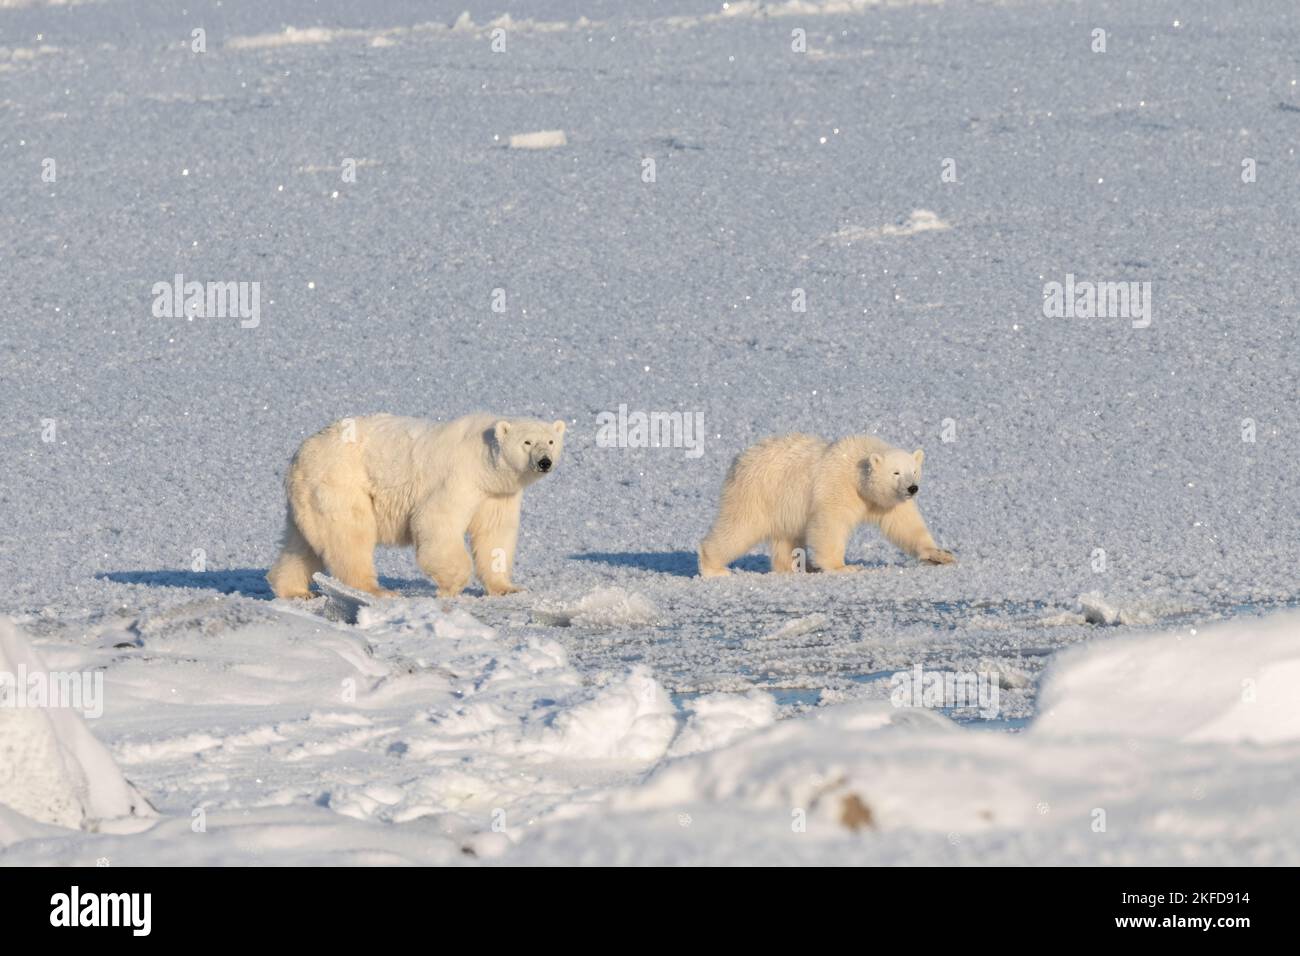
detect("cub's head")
[859,447,924,508]
[493,418,566,476]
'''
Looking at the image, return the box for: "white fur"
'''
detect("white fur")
[268,413,565,599]
[698,433,954,577]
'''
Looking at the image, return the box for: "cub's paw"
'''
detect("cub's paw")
[698,565,731,578]
[370,588,401,599]
[920,548,956,565]
[819,564,861,574]
[486,582,522,596]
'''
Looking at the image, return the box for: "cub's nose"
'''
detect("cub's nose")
[907,484,918,495]
[538,456,552,472]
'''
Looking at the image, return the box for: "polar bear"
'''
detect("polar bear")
[267,413,565,599]
[698,433,954,577]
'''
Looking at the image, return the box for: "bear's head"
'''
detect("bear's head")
[493,418,566,477]
[859,447,924,508]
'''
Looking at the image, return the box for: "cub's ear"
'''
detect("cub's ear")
[494,420,511,441]
[551,419,566,434]
[913,448,925,466]
[868,452,884,470]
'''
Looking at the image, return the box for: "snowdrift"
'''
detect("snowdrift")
[1035,611,1300,744]
[0,620,154,845]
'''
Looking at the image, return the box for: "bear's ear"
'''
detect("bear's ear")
[551,419,566,434]
[494,420,511,441]
[913,448,925,466]
[868,452,883,470]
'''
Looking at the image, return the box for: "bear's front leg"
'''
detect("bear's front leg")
[879,499,955,565]
[919,547,956,565]
[412,505,474,597]
[469,493,523,596]
[806,506,861,573]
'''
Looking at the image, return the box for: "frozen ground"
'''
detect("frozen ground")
[1,0,1298,864]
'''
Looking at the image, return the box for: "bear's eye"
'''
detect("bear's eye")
[524,440,532,446]
[893,471,900,476]
[548,440,554,445]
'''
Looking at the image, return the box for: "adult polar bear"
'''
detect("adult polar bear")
[268,413,565,599]
[698,433,954,576]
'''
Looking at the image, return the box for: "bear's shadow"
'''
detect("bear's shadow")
[568,550,769,577]
[568,551,901,577]
[97,569,434,600]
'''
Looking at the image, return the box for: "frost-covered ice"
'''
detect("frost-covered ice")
[1,0,1298,864]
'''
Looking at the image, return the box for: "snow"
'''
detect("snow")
[1076,591,1154,627]
[508,130,568,151]
[669,690,778,757]
[1,0,1298,864]
[1036,612,1300,745]
[530,586,661,627]
[226,27,342,51]
[0,621,154,832]
[508,612,1300,865]
[2,599,1297,864]
[830,209,952,244]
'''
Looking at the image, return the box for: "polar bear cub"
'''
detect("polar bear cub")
[698,433,954,577]
[267,413,565,599]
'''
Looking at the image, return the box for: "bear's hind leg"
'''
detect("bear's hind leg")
[267,515,324,598]
[314,487,393,597]
[698,510,765,578]
[469,494,522,596]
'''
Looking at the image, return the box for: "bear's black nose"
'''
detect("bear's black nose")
[538,457,552,472]
[907,484,918,495]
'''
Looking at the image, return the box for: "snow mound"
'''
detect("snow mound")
[521,666,677,761]
[532,587,660,628]
[761,613,829,641]
[0,620,153,842]
[670,690,778,757]
[720,0,941,19]
[227,26,341,50]
[1077,591,1154,626]
[829,209,951,244]
[1035,611,1300,744]
[600,700,965,833]
[509,130,567,150]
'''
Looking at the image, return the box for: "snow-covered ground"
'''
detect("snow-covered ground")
[4,599,1298,865]
[2,0,1298,864]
